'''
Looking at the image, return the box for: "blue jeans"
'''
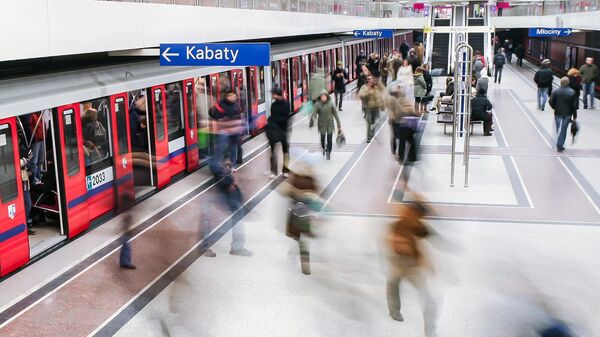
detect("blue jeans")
[537,87,549,110]
[213,133,241,167]
[494,67,503,83]
[582,82,595,108]
[555,115,571,150]
[29,141,45,181]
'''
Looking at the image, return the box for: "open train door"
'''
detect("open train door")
[0,118,30,276]
[183,79,199,172]
[149,85,170,189]
[55,104,90,238]
[109,93,135,206]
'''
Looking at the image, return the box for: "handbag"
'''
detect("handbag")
[288,201,315,234]
[336,131,346,147]
[570,119,579,144]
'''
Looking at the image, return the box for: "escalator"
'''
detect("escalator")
[431,19,450,75]
[468,33,484,55]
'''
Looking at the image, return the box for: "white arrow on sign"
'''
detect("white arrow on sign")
[354,31,360,37]
[161,47,179,63]
[565,29,572,35]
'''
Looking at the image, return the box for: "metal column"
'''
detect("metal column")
[450,40,473,187]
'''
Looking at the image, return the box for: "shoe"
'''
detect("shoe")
[541,107,544,111]
[389,311,404,322]
[283,172,289,178]
[28,229,36,235]
[120,264,136,270]
[322,149,326,156]
[301,263,311,275]
[339,107,343,111]
[326,152,331,160]
[557,147,565,153]
[366,138,372,143]
[268,173,276,179]
[203,249,216,257]
[33,179,43,185]
[230,248,253,257]
[484,132,492,136]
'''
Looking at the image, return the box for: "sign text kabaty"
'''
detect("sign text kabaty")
[160,43,271,66]
[353,30,393,39]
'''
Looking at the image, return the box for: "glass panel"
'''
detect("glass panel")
[115,97,129,155]
[81,98,112,171]
[154,88,165,141]
[165,82,185,141]
[186,82,195,129]
[0,124,18,203]
[63,109,80,177]
[258,66,266,104]
[195,77,211,159]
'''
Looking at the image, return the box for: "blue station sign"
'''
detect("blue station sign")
[528,28,573,37]
[353,29,394,39]
[160,43,271,66]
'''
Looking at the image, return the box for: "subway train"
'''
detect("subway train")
[0,31,413,277]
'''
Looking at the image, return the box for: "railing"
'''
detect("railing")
[490,0,599,17]
[101,0,429,17]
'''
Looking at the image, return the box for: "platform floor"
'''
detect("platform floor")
[1,62,599,337]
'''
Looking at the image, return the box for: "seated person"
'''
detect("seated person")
[434,77,455,112]
[470,88,494,136]
[83,141,102,166]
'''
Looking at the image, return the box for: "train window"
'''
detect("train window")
[81,98,113,172]
[63,109,80,177]
[154,88,165,141]
[186,81,195,128]
[0,124,18,203]
[165,82,185,141]
[114,97,128,156]
[258,67,265,104]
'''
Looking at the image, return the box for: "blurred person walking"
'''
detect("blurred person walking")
[359,76,385,143]
[119,196,136,269]
[267,88,292,178]
[331,61,348,111]
[400,41,410,60]
[209,90,245,168]
[579,57,598,109]
[567,68,582,117]
[367,53,381,79]
[309,67,327,103]
[355,50,368,91]
[515,44,525,67]
[283,161,320,275]
[385,197,438,337]
[386,83,418,163]
[493,48,506,84]
[209,158,252,256]
[534,59,554,111]
[407,49,420,73]
[380,54,389,86]
[549,77,577,152]
[310,90,342,160]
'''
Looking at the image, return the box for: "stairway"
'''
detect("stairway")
[431,19,451,75]
[468,33,484,55]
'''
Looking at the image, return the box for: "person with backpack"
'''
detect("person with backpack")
[267,88,292,178]
[493,49,507,84]
[310,90,342,160]
[534,59,554,111]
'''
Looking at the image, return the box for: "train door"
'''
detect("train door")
[183,79,199,172]
[195,76,211,162]
[302,55,309,102]
[0,118,30,276]
[109,93,135,205]
[280,60,290,101]
[347,45,353,81]
[231,69,250,141]
[291,57,302,111]
[325,50,332,92]
[248,66,267,132]
[55,104,90,238]
[271,61,282,94]
[128,90,154,199]
[149,85,170,189]
[164,82,186,178]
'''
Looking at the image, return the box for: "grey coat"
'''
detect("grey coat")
[312,94,341,134]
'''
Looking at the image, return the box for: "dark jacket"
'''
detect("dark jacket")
[407,54,419,73]
[268,99,291,132]
[549,86,577,118]
[355,55,367,75]
[579,63,599,83]
[515,45,525,58]
[368,58,381,77]
[210,98,243,121]
[331,67,348,91]
[534,67,553,88]
[399,43,410,59]
[423,70,433,94]
[445,80,455,97]
[470,94,493,121]
[568,75,582,109]
[493,53,506,68]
